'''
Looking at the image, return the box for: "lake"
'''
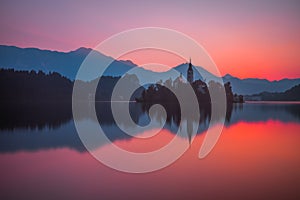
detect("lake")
[0,102,300,199]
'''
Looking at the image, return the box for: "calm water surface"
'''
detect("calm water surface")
[0,102,300,200]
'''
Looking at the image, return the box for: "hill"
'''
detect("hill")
[1,45,300,95]
[246,84,300,101]
[0,45,135,80]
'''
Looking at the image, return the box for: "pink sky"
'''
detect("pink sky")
[0,0,299,80]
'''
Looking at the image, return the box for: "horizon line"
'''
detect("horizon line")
[1,44,299,82]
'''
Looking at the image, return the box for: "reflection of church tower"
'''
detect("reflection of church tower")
[187,58,193,83]
[187,119,193,147]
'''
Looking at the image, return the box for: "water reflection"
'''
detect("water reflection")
[1,121,299,200]
[0,102,72,130]
[0,102,300,153]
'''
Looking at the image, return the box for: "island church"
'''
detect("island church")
[187,58,193,83]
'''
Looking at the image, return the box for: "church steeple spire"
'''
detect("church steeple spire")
[187,58,193,83]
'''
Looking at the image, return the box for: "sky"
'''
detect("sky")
[0,0,300,80]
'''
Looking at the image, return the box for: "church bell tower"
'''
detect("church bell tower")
[187,58,193,83]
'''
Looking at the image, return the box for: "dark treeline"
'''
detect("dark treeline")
[0,69,239,130]
[64,73,142,101]
[95,73,142,101]
[72,76,121,101]
[0,69,74,130]
[0,69,122,130]
[0,69,142,130]
[0,69,73,103]
[0,69,245,105]
[0,69,133,103]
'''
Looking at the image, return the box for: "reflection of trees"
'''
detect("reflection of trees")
[0,69,236,130]
[0,98,234,133]
[3,101,300,153]
[0,102,72,130]
[260,103,300,120]
[141,102,233,131]
[2,69,300,153]
[287,105,300,119]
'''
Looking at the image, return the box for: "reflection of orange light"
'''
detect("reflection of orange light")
[112,128,176,153]
[98,120,300,178]
[109,120,300,162]
[0,121,299,199]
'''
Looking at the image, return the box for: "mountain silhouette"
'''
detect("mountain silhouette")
[1,45,300,95]
[222,74,300,95]
[0,45,134,80]
[246,84,300,101]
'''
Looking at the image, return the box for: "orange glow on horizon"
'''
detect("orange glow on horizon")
[116,46,300,80]
[1,0,300,81]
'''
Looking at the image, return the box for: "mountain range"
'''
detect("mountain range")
[246,84,300,101]
[1,45,300,95]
